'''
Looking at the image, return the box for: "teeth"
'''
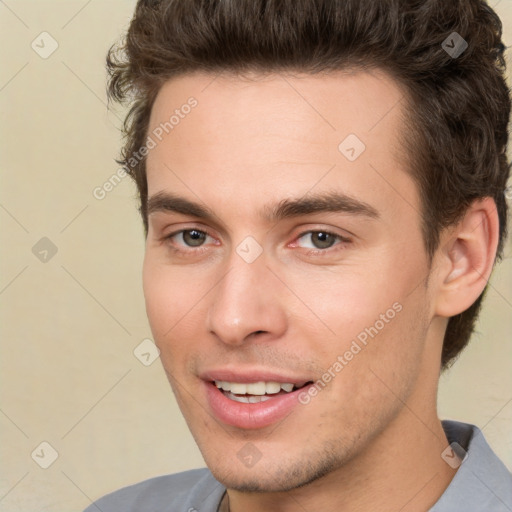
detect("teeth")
[265,382,281,394]
[246,382,266,395]
[229,382,247,394]
[226,392,273,403]
[214,380,297,395]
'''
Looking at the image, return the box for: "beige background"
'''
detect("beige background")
[0,1,511,511]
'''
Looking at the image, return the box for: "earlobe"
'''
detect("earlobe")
[434,197,499,317]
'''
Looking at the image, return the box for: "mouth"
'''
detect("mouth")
[213,380,312,403]
[203,377,314,429]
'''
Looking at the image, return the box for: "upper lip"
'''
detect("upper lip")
[200,368,313,385]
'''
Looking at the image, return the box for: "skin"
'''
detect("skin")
[142,69,498,512]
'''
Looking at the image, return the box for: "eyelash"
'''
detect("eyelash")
[294,230,351,256]
[162,228,351,257]
[163,229,215,256]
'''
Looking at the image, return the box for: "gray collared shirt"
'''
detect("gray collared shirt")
[84,420,512,512]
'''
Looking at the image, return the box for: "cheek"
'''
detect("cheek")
[143,260,171,338]
[314,296,428,438]
[142,261,200,406]
[142,257,194,343]
[286,252,428,375]
[286,267,402,344]
[345,287,428,392]
[142,256,216,385]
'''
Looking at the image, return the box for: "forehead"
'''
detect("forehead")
[147,68,407,151]
[145,69,417,224]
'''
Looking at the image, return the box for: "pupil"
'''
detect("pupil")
[313,232,335,249]
[184,230,205,246]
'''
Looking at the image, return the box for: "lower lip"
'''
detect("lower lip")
[204,381,311,429]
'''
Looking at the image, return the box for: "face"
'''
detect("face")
[143,70,435,492]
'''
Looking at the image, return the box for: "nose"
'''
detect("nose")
[206,249,287,346]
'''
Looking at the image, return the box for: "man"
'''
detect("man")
[86,0,512,510]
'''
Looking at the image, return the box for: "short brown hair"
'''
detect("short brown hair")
[106,0,511,369]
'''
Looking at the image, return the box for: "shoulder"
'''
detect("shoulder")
[83,468,226,512]
[431,420,512,511]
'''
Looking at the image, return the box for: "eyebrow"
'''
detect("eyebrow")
[146,190,379,223]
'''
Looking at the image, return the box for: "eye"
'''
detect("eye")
[295,230,349,251]
[161,227,350,256]
[164,229,214,249]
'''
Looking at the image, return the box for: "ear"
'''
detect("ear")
[434,197,500,317]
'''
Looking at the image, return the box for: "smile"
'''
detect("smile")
[204,379,314,429]
[214,380,307,403]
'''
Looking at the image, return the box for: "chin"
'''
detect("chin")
[204,447,345,493]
